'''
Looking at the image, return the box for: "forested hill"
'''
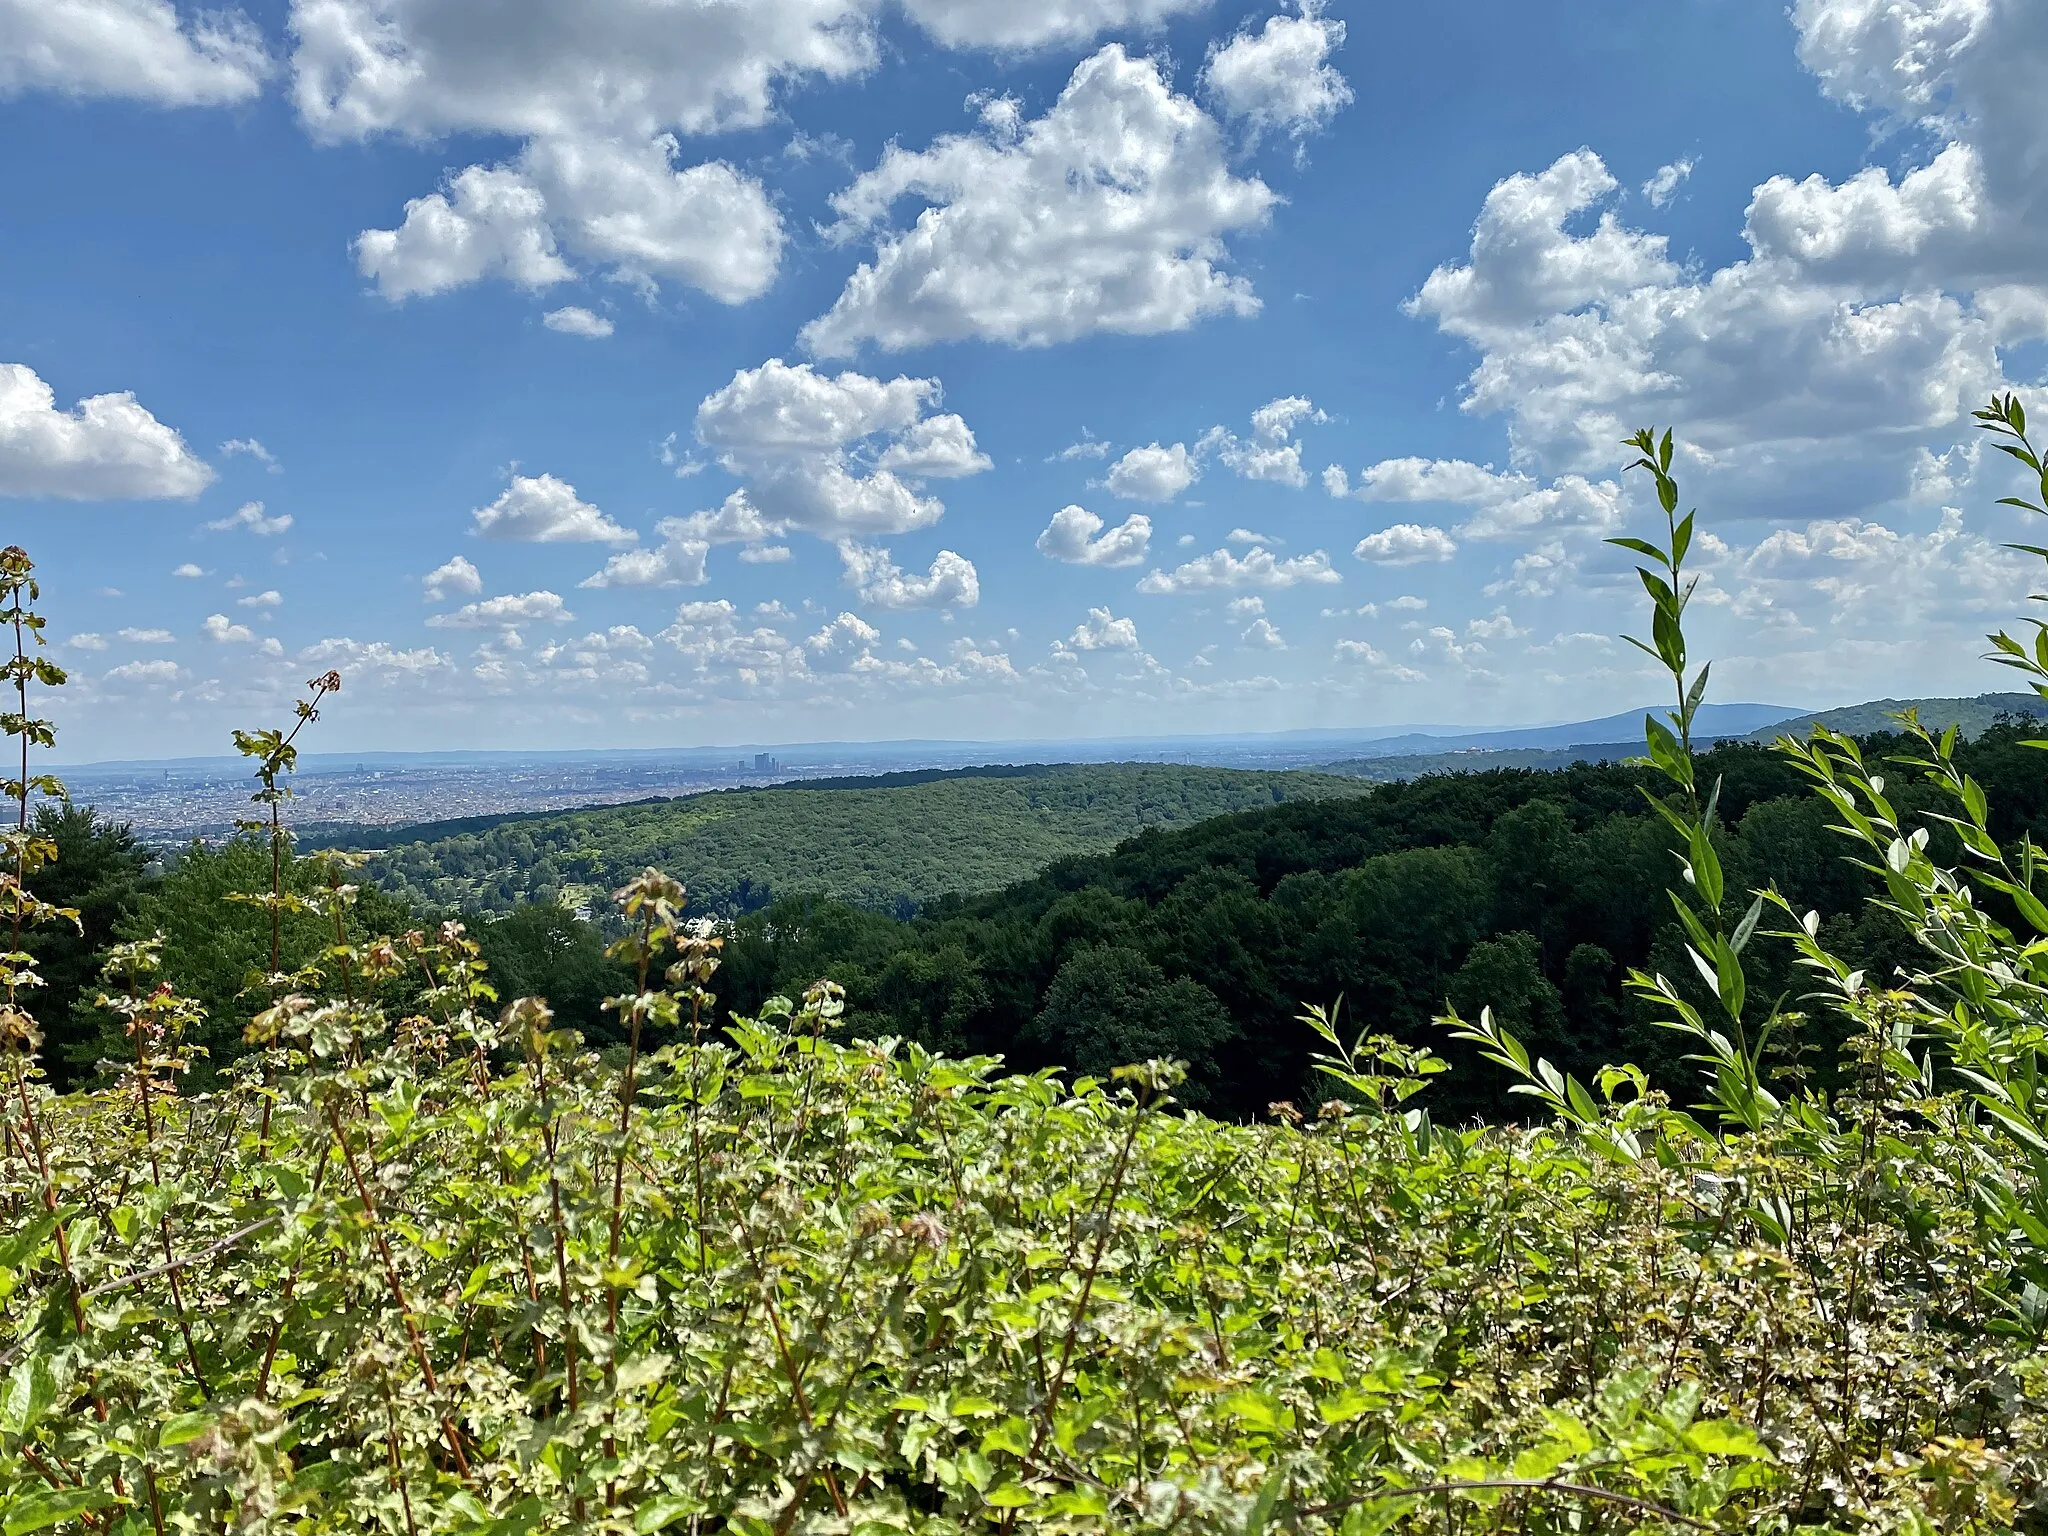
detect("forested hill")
[713,728,2048,1120]
[341,763,1378,918]
[1745,690,2039,742]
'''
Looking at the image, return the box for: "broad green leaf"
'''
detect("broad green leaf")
[3,1488,117,1536]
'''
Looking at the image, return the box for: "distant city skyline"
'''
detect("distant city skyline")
[4,0,2044,760]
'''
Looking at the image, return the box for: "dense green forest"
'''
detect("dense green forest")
[36,723,2046,1118]
[706,727,2048,1117]
[328,763,1377,918]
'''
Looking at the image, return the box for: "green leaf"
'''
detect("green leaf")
[1687,1420,1771,1459]
[158,1410,215,1449]
[1244,1469,1286,1536]
[0,1357,59,1438]
[0,1215,55,1272]
[3,1488,117,1536]
[635,1496,697,1533]
[1220,1391,1287,1433]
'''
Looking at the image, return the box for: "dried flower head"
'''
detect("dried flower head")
[0,1005,42,1055]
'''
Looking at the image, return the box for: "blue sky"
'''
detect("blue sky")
[4,0,2044,759]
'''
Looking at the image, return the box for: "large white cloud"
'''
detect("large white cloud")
[1064,605,1141,650]
[473,474,637,544]
[838,543,980,609]
[356,139,783,305]
[1200,2,1351,138]
[1346,457,1624,540]
[0,362,214,499]
[691,358,988,540]
[1036,504,1152,566]
[426,590,574,628]
[1205,393,1327,487]
[313,1,1249,313]
[1136,545,1339,593]
[0,0,270,105]
[802,44,1276,356]
[1408,0,2048,500]
[422,555,482,599]
[1106,442,1198,501]
[1354,523,1457,565]
[579,539,710,589]
[299,0,851,306]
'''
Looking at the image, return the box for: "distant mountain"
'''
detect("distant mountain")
[1330,702,1805,759]
[1747,692,2043,743]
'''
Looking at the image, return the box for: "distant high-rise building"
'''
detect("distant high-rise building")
[754,752,778,773]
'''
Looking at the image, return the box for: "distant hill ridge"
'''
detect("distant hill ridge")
[1746,692,2042,743]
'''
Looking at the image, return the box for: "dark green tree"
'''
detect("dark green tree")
[18,804,148,1088]
[1026,946,1237,1106]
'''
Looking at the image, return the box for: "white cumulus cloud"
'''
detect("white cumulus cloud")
[838,543,980,609]
[422,555,482,600]
[803,45,1276,355]
[1065,605,1141,650]
[579,539,710,589]
[1348,458,1624,541]
[1201,2,1352,139]
[0,362,214,499]
[1106,441,1198,501]
[691,358,988,540]
[0,0,270,106]
[1333,638,1426,683]
[543,305,614,338]
[201,613,255,643]
[1354,523,1458,565]
[1642,157,1695,207]
[1036,505,1153,566]
[356,142,784,306]
[105,658,181,683]
[1137,546,1339,593]
[206,500,291,535]
[1240,615,1285,648]
[473,474,636,544]
[426,591,575,628]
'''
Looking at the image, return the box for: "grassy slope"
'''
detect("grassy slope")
[360,762,1378,917]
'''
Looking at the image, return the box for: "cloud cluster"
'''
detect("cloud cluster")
[1409,0,2048,494]
[206,500,291,535]
[427,591,574,629]
[473,474,636,543]
[1354,523,1457,566]
[688,358,989,544]
[0,362,214,500]
[1137,545,1338,594]
[1036,505,1153,566]
[1065,605,1141,650]
[0,0,270,105]
[804,45,1278,355]
[1106,442,1198,502]
[838,543,980,610]
[1341,456,1623,541]
[1200,1,1352,139]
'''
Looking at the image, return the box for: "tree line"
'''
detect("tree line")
[28,721,2045,1112]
